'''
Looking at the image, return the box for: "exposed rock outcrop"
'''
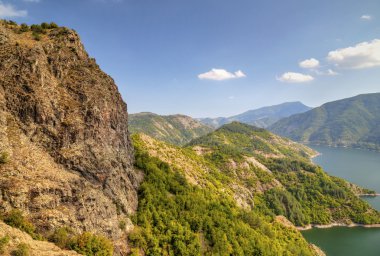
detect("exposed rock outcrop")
[0,21,142,253]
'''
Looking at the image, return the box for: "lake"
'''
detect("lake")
[301,145,380,256]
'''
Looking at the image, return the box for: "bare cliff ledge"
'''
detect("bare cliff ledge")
[0,21,143,253]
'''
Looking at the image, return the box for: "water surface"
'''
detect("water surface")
[302,227,380,256]
[310,145,380,196]
[301,145,380,256]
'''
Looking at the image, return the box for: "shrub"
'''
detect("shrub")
[69,232,113,256]
[50,228,114,255]
[41,22,49,29]
[6,20,17,26]
[49,22,58,28]
[0,235,10,254]
[118,220,126,230]
[19,23,29,33]
[32,32,41,41]
[0,151,9,164]
[49,227,73,249]
[11,243,30,256]
[30,24,44,34]
[41,22,58,29]
[3,210,38,239]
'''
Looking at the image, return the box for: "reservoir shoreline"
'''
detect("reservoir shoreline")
[297,222,380,231]
[301,145,380,256]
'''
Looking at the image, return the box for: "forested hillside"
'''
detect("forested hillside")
[129,112,213,145]
[128,122,379,255]
[270,93,380,151]
[199,102,311,128]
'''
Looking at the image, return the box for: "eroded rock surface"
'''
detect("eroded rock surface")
[0,21,142,253]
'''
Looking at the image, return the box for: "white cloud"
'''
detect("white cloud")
[198,68,246,81]
[277,72,314,83]
[326,69,338,76]
[234,70,246,78]
[361,15,372,20]
[327,39,380,69]
[299,58,320,69]
[0,2,27,17]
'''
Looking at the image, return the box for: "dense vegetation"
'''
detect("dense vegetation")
[199,102,311,128]
[129,134,316,256]
[128,122,379,255]
[189,122,380,226]
[270,93,380,151]
[188,121,315,162]
[129,112,213,145]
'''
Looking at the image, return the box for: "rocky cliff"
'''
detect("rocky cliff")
[0,20,142,253]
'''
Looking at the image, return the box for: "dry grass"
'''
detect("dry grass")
[0,221,79,256]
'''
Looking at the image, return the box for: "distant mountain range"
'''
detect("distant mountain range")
[198,102,312,128]
[270,93,380,151]
[129,112,213,145]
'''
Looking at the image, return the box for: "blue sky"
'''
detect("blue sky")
[2,0,380,117]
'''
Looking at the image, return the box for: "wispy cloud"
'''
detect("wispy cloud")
[277,72,314,83]
[325,69,338,76]
[299,58,320,69]
[361,15,372,20]
[0,2,27,17]
[327,39,380,69]
[198,68,246,81]
[314,69,339,76]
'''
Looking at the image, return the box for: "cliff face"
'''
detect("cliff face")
[0,21,142,249]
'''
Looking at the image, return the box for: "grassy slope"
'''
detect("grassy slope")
[270,93,380,151]
[129,112,213,146]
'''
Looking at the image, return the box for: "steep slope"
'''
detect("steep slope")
[130,133,318,256]
[128,122,379,255]
[0,20,142,253]
[0,221,79,256]
[270,93,380,151]
[199,101,311,128]
[129,112,213,145]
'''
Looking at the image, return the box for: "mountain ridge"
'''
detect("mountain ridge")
[199,101,312,128]
[269,93,380,151]
[129,112,213,145]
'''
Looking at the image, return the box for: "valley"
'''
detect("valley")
[1,18,379,256]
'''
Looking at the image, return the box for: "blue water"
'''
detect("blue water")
[302,145,380,256]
